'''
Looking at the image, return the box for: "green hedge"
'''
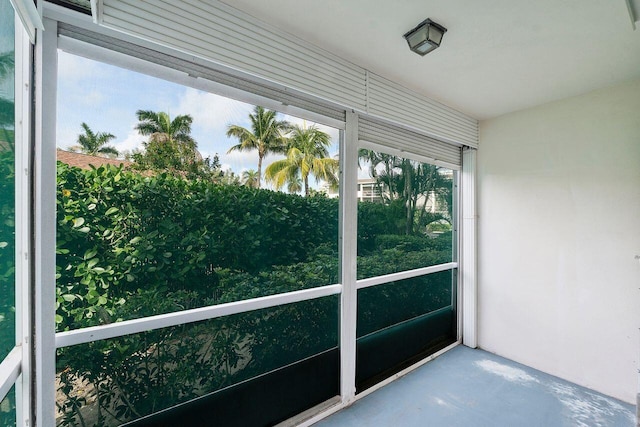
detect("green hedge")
[56,163,339,329]
[55,162,452,426]
[0,151,14,360]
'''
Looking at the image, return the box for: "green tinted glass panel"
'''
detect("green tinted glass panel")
[56,53,340,331]
[0,385,16,427]
[357,270,453,338]
[55,296,339,426]
[0,0,16,361]
[357,150,454,279]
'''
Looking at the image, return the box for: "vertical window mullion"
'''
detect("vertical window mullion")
[339,111,358,405]
[34,17,57,427]
[452,170,460,339]
[461,148,477,348]
[14,11,32,427]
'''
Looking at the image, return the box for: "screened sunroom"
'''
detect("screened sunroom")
[0,0,639,426]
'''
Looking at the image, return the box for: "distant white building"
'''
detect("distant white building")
[322,178,388,203]
[322,175,449,215]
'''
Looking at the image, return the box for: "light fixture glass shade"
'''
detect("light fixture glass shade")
[403,18,447,56]
[415,42,437,55]
[406,26,429,50]
[429,26,444,46]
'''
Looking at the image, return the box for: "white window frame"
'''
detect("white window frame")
[55,285,342,348]
[333,138,462,407]
[14,11,32,426]
[33,4,476,426]
[353,139,461,310]
[42,13,350,424]
[0,5,35,427]
[461,147,478,348]
[33,15,57,427]
[9,0,43,43]
[0,348,21,409]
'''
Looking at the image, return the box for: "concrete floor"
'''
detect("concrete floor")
[316,346,635,427]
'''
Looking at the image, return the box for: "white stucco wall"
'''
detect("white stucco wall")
[477,78,640,403]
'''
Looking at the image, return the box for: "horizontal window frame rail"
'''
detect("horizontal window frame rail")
[55,284,342,349]
[0,346,22,402]
[356,262,458,290]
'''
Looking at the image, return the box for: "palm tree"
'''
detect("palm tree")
[135,109,196,148]
[0,51,12,78]
[359,147,453,234]
[287,176,302,195]
[68,122,118,158]
[134,110,202,170]
[226,106,288,188]
[358,149,402,202]
[265,123,338,196]
[241,169,260,188]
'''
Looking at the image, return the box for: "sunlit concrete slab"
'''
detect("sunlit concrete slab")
[316,346,635,427]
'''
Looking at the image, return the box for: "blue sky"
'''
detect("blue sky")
[56,50,340,180]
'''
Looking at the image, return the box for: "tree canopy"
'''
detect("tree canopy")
[69,122,119,158]
[0,51,15,147]
[358,149,452,235]
[265,123,338,196]
[226,106,289,188]
[131,110,221,180]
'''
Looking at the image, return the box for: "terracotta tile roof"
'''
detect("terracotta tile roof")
[56,149,133,170]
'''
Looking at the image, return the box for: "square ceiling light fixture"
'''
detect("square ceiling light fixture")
[403,18,448,56]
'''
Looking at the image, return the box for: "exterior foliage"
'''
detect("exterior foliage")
[358,149,453,235]
[131,110,222,179]
[240,169,259,188]
[0,22,16,424]
[56,163,340,331]
[68,123,119,158]
[265,123,338,196]
[0,151,14,360]
[226,106,289,188]
[54,161,452,426]
[0,50,14,145]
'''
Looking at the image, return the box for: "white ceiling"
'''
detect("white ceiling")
[221,0,640,120]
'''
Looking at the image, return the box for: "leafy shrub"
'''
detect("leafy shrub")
[56,163,339,330]
[56,292,338,426]
[0,150,16,427]
[357,200,405,254]
[357,270,453,337]
[55,162,452,426]
[0,151,14,359]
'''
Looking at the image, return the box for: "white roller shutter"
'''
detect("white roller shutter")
[367,73,478,147]
[94,0,478,148]
[99,0,368,112]
[57,23,347,122]
[359,116,462,169]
